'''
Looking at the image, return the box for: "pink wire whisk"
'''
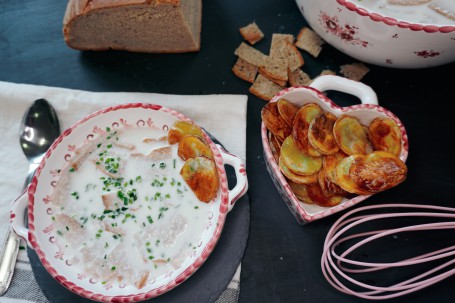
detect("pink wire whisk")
[321,203,455,300]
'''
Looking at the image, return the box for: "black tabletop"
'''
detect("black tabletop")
[1,1,454,303]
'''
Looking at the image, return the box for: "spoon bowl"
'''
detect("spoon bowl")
[20,99,61,169]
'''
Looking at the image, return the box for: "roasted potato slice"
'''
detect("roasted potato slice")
[277,98,299,128]
[280,135,322,176]
[262,101,292,142]
[308,112,340,155]
[178,135,213,161]
[292,103,323,157]
[369,117,402,157]
[333,115,372,155]
[318,163,349,197]
[279,157,318,184]
[323,151,347,184]
[287,180,314,204]
[335,151,407,195]
[334,154,371,195]
[168,120,204,145]
[306,182,344,207]
[268,131,281,164]
[180,156,219,202]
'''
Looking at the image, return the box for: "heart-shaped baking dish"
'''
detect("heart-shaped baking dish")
[261,75,409,224]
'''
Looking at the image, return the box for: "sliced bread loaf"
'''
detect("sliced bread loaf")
[63,0,202,53]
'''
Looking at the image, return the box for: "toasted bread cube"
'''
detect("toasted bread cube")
[288,68,312,86]
[259,56,288,81]
[232,57,258,83]
[295,27,325,58]
[249,74,285,101]
[239,22,264,45]
[340,62,370,81]
[284,42,304,72]
[258,66,288,86]
[234,42,268,67]
[270,33,295,57]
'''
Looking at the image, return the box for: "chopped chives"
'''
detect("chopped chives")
[147,216,153,224]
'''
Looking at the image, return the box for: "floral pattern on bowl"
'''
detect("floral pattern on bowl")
[11,103,248,302]
[295,0,455,68]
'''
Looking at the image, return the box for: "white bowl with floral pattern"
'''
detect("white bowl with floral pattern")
[10,103,248,302]
[296,0,455,68]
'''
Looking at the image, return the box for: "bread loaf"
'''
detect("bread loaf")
[63,0,202,53]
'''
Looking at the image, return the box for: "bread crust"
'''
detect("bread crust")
[63,0,201,53]
[64,0,179,23]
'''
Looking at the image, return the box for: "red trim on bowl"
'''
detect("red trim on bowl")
[27,103,230,302]
[337,0,455,33]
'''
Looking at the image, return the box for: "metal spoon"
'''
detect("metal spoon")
[0,98,61,295]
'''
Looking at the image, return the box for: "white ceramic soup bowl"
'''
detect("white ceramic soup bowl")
[262,75,409,224]
[10,103,248,302]
[295,0,455,68]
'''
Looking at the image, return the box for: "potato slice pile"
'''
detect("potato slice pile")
[168,121,219,203]
[262,99,407,207]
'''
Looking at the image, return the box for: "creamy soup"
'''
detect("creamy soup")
[50,126,213,289]
[353,0,455,25]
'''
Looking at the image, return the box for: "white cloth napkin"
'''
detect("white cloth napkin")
[0,80,248,303]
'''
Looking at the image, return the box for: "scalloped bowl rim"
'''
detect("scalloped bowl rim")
[336,0,455,33]
[26,103,233,302]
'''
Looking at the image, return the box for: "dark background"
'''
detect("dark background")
[1,0,454,302]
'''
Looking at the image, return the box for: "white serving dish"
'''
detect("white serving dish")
[295,0,455,68]
[10,103,248,302]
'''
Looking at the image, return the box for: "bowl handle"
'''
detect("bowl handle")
[10,189,30,246]
[310,75,378,105]
[216,144,248,213]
